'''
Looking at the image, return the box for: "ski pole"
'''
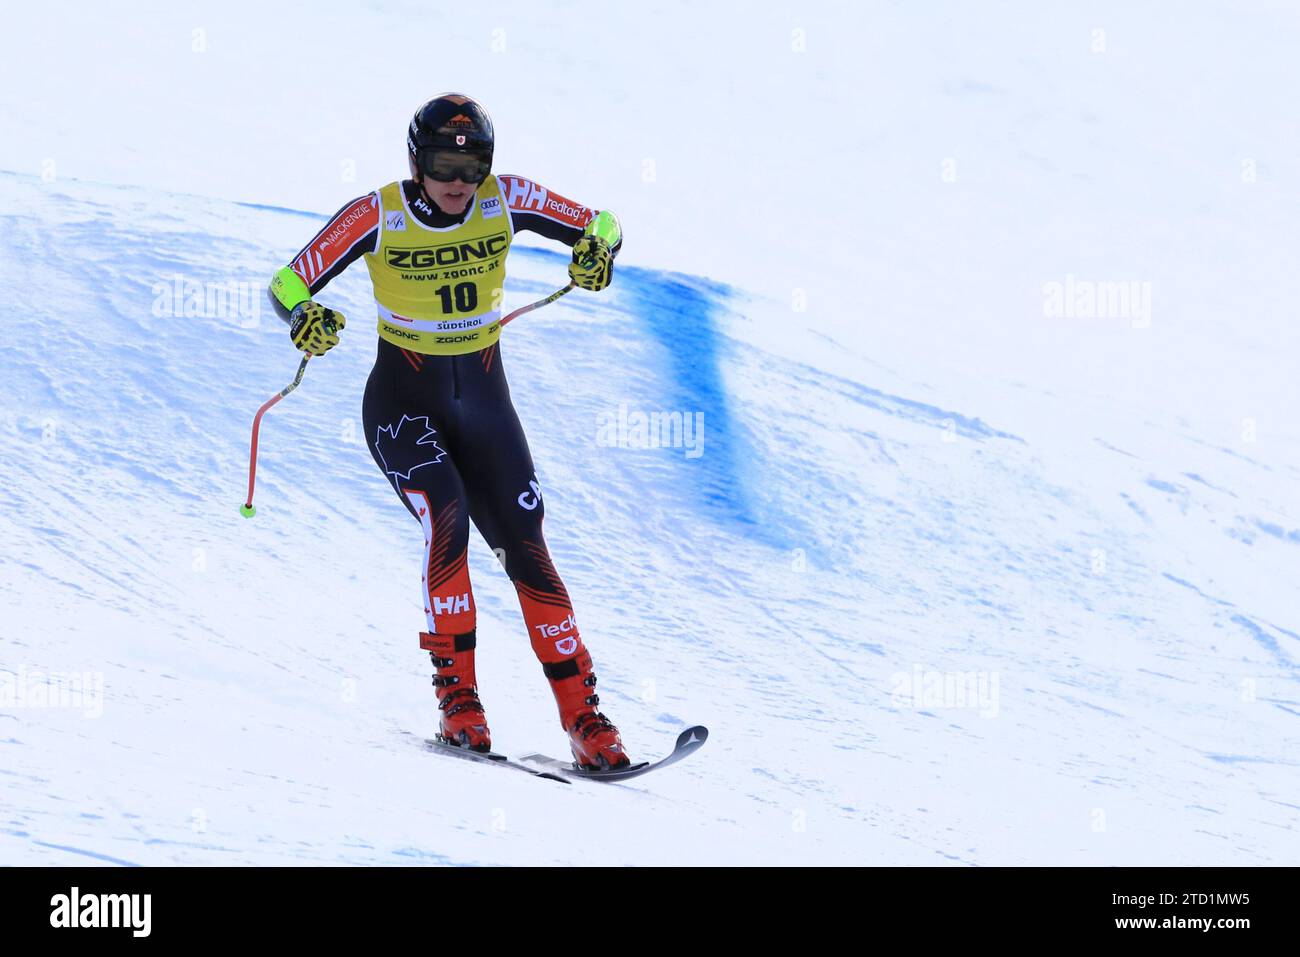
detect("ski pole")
[499,280,576,328]
[240,354,311,518]
[501,211,617,327]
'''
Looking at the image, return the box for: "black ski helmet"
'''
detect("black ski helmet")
[408,93,494,173]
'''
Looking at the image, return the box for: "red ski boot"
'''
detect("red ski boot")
[420,631,491,752]
[546,659,631,771]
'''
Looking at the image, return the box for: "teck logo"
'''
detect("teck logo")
[534,613,579,648]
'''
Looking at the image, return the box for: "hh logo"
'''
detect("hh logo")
[430,593,470,616]
[501,176,547,212]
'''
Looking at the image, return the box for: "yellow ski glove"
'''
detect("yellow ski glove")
[568,235,614,291]
[289,301,346,356]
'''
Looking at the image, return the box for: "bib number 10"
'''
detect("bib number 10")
[435,283,477,313]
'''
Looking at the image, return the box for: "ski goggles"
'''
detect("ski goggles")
[418,148,493,184]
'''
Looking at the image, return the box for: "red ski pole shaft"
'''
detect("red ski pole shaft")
[499,281,576,328]
[241,354,311,518]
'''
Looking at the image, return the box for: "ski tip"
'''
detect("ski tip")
[676,725,709,749]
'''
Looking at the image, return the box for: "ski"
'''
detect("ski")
[518,725,709,783]
[406,733,571,784]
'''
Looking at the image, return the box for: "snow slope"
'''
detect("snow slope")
[1,1,1298,865]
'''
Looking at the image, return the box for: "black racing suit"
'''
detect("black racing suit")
[270,177,619,680]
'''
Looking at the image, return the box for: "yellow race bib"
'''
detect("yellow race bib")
[365,178,511,355]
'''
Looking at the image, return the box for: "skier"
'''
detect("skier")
[266,93,630,770]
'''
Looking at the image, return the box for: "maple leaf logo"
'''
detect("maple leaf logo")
[374,415,447,482]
